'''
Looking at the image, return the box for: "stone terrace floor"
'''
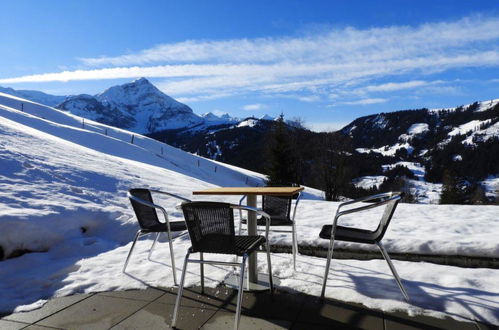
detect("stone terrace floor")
[1,286,495,330]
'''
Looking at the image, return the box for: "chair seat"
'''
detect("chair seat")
[242,216,293,226]
[319,225,378,244]
[141,221,187,233]
[189,234,266,256]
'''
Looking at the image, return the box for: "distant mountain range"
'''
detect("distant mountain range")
[0,86,66,107]
[0,78,278,134]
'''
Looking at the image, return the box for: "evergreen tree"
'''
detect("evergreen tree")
[440,170,464,204]
[470,185,488,205]
[265,114,297,185]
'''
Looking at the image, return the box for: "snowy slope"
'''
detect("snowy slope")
[0,93,498,325]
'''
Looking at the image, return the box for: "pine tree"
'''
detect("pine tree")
[470,185,488,205]
[266,114,297,186]
[440,170,463,204]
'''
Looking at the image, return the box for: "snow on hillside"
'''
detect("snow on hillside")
[352,175,387,189]
[0,94,498,325]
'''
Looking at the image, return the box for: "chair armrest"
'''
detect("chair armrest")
[329,193,402,238]
[127,191,188,234]
[291,192,302,222]
[231,204,271,241]
[336,192,398,212]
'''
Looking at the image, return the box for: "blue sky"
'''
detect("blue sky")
[1,0,499,131]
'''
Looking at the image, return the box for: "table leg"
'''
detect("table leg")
[224,194,279,291]
[246,195,258,283]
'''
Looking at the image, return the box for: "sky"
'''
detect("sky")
[1,0,499,131]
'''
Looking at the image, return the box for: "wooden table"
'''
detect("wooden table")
[193,186,304,290]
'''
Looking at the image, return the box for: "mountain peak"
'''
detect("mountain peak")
[133,77,151,85]
[60,78,202,133]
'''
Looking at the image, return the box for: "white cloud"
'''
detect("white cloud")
[341,98,388,105]
[79,16,499,67]
[243,103,265,111]
[363,80,432,92]
[2,15,499,103]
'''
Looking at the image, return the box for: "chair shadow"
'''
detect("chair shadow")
[342,269,499,324]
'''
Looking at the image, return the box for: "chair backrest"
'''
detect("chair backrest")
[181,201,235,252]
[372,193,401,242]
[262,195,292,220]
[128,188,161,230]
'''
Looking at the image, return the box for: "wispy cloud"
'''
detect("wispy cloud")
[243,103,265,111]
[341,98,388,106]
[2,15,499,103]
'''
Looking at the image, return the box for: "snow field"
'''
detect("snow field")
[0,93,498,325]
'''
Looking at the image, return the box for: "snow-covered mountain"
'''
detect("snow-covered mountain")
[57,78,205,134]
[0,86,66,107]
[343,100,499,202]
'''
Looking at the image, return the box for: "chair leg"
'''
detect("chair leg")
[166,230,178,286]
[376,242,410,302]
[148,232,161,261]
[320,236,335,300]
[292,223,298,271]
[235,255,247,330]
[238,210,243,235]
[172,252,190,328]
[265,242,274,294]
[200,252,205,294]
[122,230,142,272]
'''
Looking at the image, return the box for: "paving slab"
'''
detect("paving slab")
[3,285,496,330]
[97,287,165,302]
[296,295,385,330]
[35,294,148,330]
[219,289,306,321]
[2,294,92,324]
[156,286,236,311]
[201,311,292,330]
[384,310,479,330]
[475,321,499,330]
[23,325,63,329]
[291,321,356,329]
[0,319,30,330]
[111,300,216,329]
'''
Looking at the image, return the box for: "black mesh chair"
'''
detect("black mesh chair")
[124,188,191,286]
[172,201,273,330]
[239,192,301,270]
[319,192,409,302]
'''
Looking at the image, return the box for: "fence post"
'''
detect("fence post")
[104,128,107,136]
[131,134,135,144]
[214,166,217,173]
[82,118,85,129]
[21,103,24,112]
[245,176,249,185]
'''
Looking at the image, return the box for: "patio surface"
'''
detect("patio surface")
[1,285,495,330]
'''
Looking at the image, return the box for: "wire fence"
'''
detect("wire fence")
[0,97,263,187]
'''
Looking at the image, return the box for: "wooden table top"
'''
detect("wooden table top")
[193,186,304,196]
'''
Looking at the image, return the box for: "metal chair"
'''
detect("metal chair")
[172,201,273,330]
[238,192,301,270]
[319,192,409,302]
[124,188,191,286]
